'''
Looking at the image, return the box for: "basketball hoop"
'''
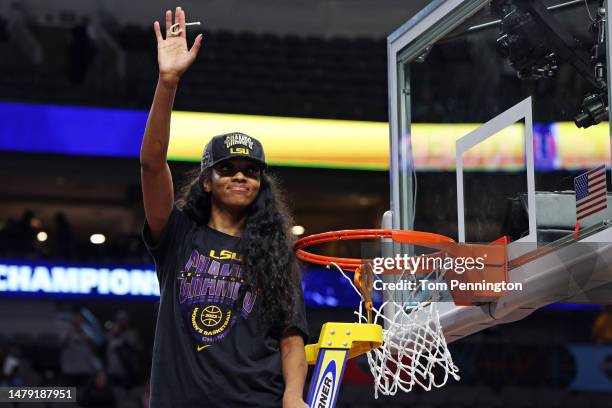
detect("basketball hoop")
[295,229,455,271]
[295,229,461,398]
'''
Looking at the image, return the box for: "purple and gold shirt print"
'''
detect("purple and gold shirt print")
[177,248,256,351]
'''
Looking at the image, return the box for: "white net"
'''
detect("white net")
[331,262,460,398]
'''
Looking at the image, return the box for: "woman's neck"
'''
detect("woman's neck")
[207,204,246,237]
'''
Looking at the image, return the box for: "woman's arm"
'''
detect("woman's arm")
[141,6,203,241]
[280,329,309,408]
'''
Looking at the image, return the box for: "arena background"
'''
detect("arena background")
[0,0,611,407]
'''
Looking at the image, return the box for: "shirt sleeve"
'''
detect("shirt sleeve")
[142,204,193,270]
[284,279,309,344]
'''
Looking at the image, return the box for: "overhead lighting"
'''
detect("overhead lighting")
[291,226,305,236]
[90,234,106,244]
[36,231,48,242]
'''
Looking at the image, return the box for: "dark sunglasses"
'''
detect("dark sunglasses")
[213,161,262,178]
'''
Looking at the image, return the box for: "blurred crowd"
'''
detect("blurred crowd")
[0,310,149,408]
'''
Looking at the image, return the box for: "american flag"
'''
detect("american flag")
[575,164,607,222]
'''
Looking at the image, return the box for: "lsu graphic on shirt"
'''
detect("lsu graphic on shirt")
[178,248,256,350]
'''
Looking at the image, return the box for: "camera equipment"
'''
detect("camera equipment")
[492,0,608,128]
[574,92,608,128]
[574,1,608,128]
[494,0,559,79]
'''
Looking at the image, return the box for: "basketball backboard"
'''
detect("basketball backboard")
[386,0,612,341]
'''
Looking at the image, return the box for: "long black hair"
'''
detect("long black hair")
[176,166,300,335]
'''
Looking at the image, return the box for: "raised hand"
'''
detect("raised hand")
[153,6,203,85]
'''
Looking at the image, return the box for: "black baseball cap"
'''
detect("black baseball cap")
[201,132,267,170]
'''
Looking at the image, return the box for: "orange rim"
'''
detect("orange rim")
[294,229,455,271]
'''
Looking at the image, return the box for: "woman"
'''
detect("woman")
[140,7,309,407]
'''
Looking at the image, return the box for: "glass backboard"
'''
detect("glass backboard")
[386,0,612,342]
[389,0,611,247]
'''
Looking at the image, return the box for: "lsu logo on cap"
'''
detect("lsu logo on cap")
[224,133,254,156]
[229,147,250,155]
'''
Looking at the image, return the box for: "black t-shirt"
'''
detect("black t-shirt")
[142,205,308,407]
